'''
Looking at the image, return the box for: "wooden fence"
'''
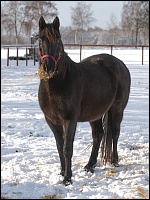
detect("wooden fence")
[1,44,149,66]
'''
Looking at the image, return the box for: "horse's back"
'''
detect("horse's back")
[80,53,131,109]
[81,53,131,88]
[81,53,130,76]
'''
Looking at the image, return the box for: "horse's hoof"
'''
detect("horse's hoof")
[84,165,94,173]
[61,178,72,186]
[60,170,65,176]
[112,162,119,167]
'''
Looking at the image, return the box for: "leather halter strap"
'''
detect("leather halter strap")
[38,48,60,66]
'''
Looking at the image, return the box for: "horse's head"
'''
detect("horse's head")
[38,16,63,77]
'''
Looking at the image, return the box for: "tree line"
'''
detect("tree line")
[1,1,149,45]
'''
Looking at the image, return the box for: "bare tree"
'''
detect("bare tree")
[107,13,119,44]
[140,1,149,44]
[140,1,149,28]
[26,1,58,33]
[1,1,58,44]
[71,1,95,44]
[1,1,33,44]
[121,1,149,45]
[1,8,13,44]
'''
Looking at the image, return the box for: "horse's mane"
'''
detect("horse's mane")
[60,51,73,78]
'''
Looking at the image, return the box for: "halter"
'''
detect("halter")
[38,48,61,66]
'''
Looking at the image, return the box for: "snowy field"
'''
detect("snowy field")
[1,49,149,199]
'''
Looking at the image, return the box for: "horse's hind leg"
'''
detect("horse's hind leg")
[84,118,104,173]
[111,109,124,167]
[45,116,65,176]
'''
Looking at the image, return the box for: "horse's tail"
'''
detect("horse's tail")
[100,110,113,165]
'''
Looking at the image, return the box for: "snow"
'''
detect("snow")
[1,48,149,199]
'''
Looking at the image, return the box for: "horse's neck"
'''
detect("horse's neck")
[57,51,75,77]
[42,52,75,88]
[43,53,69,85]
[42,52,77,95]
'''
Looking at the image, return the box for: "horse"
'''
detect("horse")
[37,16,131,186]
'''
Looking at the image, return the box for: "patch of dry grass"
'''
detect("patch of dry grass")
[135,186,148,199]
[1,194,61,199]
[105,169,116,177]
[41,194,61,199]
[1,196,9,199]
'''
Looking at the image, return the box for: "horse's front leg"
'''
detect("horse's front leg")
[45,116,65,176]
[62,119,77,186]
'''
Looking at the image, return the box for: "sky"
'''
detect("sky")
[1,1,124,29]
[1,48,149,199]
[55,1,124,28]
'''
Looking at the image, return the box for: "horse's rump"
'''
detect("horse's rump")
[75,53,130,122]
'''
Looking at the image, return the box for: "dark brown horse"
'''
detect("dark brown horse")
[38,16,131,186]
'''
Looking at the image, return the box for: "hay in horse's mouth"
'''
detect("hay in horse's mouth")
[38,65,58,80]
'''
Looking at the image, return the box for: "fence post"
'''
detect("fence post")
[34,47,36,66]
[111,45,113,55]
[16,48,18,66]
[142,46,144,65]
[26,47,28,66]
[80,45,82,61]
[7,48,9,66]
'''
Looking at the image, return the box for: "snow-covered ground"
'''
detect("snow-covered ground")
[1,49,149,199]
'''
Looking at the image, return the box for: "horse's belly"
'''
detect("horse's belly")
[78,114,103,122]
[78,106,109,122]
[78,96,114,122]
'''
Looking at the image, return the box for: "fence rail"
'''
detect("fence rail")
[1,44,149,66]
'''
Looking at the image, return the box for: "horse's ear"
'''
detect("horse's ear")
[39,16,46,30]
[53,16,60,31]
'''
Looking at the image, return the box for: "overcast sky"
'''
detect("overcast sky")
[55,1,124,29]
[1,1,124,29]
